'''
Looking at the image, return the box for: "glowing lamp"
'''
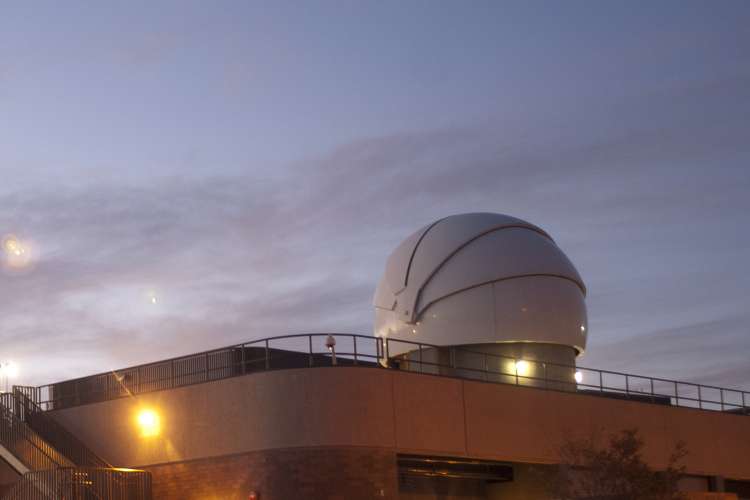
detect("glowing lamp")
[137,409,161,437]
[515,360,530,377]
[1,362,18,379]
[574,371,583,384]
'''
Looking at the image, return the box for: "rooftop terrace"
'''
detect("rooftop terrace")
[19,333,750,416]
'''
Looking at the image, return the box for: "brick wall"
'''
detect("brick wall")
[685,494,739,500]
[146,446,398,500]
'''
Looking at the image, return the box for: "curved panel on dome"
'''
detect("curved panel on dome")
[492,276,587,352]
[395,213,549,322]
[372,221,435,310]
[377,284,496,357]
[415,227,583,318]
[379,276,587,357]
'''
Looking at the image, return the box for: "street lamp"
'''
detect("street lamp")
[0,361,18,392]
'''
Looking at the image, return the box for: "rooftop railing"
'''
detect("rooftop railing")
[0,390,151,500]
[10,387,111,468]
[0,392,74,472]
[26,333,749,416]
[1,467,151,500]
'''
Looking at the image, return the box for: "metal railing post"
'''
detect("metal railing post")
[450,347,456,369]
[720,389,724,411]
[483,354,488,382]
[675,381,679,407]
[625,375,630,396]
[265,339,270,370]
[309,335,314,367]
[698,385,703,409]
[598,371,603,393]
[170,359,175,389]
[204,352,209,382]
[743,392,747,415]
[241,344,246,375]
[353,335,358,365]
[418,344,423,374]
[650,378,655,403]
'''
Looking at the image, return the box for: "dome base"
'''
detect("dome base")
[389,342,577,390]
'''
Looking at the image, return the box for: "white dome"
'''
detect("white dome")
[374,213,588,355]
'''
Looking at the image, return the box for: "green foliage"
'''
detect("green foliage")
[550,428,687,500]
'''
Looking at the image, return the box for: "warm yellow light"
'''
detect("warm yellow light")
[137,409,160,437]
[0,362,18,379]
[2,235,33,270]
[515,360,531,377]
[3,237,19,254]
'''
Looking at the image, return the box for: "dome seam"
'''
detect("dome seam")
[414,273,586,321]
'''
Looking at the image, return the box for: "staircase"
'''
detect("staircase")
[0,388,151,499]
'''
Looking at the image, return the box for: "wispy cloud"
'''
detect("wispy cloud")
[1,75,749,389]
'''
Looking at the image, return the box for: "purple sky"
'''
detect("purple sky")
[1,1,749,388]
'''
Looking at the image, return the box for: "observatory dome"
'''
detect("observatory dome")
[373,213,588,359]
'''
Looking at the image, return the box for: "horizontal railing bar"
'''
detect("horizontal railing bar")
[389,339,742,394]
[387,339,750,395]
[38,333,380,386]
[11,466,152,500]
[27,333,749,418]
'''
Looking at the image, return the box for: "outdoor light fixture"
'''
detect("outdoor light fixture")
[325,334,337,365]
[136,409,161,437]
[1,362,18,379]
[0,361,19,392]
[574,371,583,384]
[515,360,530,377]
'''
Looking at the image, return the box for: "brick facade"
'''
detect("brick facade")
[146,446,398,500]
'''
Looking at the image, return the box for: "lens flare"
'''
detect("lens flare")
[0,362,18,379]
[137,409,161,437]
[2,235,35,272]
[3,238,22,256]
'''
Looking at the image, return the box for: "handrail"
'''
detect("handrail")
[0,393,150,500]
[1,467,151,500]
[387,338,749,412]
[28,333,749,416]
[0,393,74,472]
[38,333,378,387]
[11,388,111,468]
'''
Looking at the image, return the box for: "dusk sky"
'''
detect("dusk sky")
[1,1,749,389]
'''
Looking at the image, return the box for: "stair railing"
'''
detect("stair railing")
[11,388,111,468]
[2,468,151,500]
[0,393,73,472]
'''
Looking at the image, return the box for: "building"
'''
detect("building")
[0,213,748,499]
